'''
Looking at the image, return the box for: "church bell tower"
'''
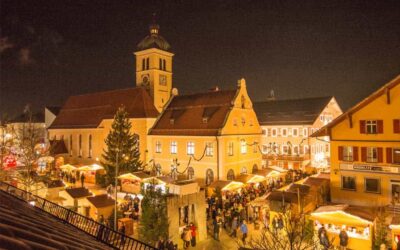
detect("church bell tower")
[134,19,174,112]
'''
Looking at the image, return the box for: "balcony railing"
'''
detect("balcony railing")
[0,181,155,250]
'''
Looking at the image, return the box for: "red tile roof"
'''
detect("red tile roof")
[149,89,237,136]
[50,87,159,129]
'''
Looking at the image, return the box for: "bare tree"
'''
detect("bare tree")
[8,106,48,193]
[240,207,332,250]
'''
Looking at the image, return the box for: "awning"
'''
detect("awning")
[117,173,141,181]
[310,204,374,227]
[78,164,104,171]
[222,181,244,191]
[60,164,77,171]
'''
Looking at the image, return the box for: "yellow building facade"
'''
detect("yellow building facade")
[314,75,400,207]
[149,79,262,185]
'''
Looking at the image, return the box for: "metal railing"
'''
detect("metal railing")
[0,181,155,250]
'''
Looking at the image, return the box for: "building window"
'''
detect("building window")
[272,128,277,137]
[187,142,195,155]
[163,59,166,71]
[159,58,162,70]
[293,145,299,155]
[365,178,380,193]
[146,58,150,70]
[240,140,247,154]
[78,134,82,157]
[227,169,235,180]
[282,145,288,154]
[282,128,287,137]
[367,147,378,163]
[206,142,214,156]
[187,167,195,180]
[366,120,378,134]
[394,119,400,133]
[233,118,238,126]
[142,58,145,71]
[342,176,356,191]
[303,128,308,137]
[394,148,400,164]
[262,129,266,135]
[253,142,258,153]
[292,128,298,137]
[170,141,177,154]
[155,141,162,153]
[134,134,140,153]
[325,144,329,153]
[241,117,246,126]
[205,169,214,185]
[69,135,73,156]
[88,135,92,158]
[228,142,234,156]
[252,164,258,174]
[304,145,309,154]
[267,128,272,136]
[343,146,353,161]
[241,167,247,174]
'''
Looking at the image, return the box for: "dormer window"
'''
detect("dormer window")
[241,117,246,126]
[241,95,246,109]
[202,117,208,124]
[170,119,174,125]
[233,118,238,126]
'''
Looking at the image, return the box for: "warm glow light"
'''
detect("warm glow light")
[311,210,372,225]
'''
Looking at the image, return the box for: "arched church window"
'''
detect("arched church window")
[163,59,166,70]
[252,164,258,174]
[159,58,162,70]
[187,167,194,180]
[227,169,235,180]
[142,58,146,71]
[146,58,150,70]
[241,95,246,109]
[88,135,92,158]
[205,169,214,186]
[78,134,82,157]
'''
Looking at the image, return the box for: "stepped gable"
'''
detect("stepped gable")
[0,191,111,250]
[50,87,159,129]
[150,89,237,136]
[253,96,333,125]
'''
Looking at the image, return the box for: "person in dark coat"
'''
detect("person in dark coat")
[339,228,348,250]
[119,223,126,245]
[80,173,85,187]
[213,218,220,241]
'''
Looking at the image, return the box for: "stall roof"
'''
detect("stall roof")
[60,164,77,171]
[65,187,92,199]
[266,191,301,204]
[132,171,153,180]
[301,177,330,187]
[311,204,375,225]
[87,194,115,208]
[284,183,311,194]
[234,174,265,183]
[208,180,244,191]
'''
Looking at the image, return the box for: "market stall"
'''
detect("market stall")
[207,180,244,196]
[78,164,104,184]
[310,204,375,250]
[118,171,154,194]
[390,216,400,250]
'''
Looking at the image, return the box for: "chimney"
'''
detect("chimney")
[266,89,276,101]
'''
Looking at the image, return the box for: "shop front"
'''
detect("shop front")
[311,204,374,250]
[390,217,400,250]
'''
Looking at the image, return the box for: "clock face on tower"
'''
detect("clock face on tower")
[159,75,167,86]
[141,74,149,87]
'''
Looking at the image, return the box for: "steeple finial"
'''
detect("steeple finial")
[149,13,160,35]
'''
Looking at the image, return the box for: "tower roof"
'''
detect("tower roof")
[137,20,171,51]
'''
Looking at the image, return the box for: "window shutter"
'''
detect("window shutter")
[377,120,384,133]
[338,146,343,161]
[360,120,366,134]
[361,147,367,162]
[377,147,383,163]
[386,147,393,163]
[353,147,359,161]
[394,119,400,133]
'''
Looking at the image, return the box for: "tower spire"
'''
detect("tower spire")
[149,13,159,35]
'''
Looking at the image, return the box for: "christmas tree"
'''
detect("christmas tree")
[139,181,169,245]
[102,106,142,186]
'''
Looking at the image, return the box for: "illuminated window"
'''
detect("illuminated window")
[187,142,195,155]
[367,147,378,163]
[282,145,288,154]
[272,128,277,137]
[292,128,298,137]
[303,128,308,137]
[205,169,214,185]
[366,120,378,134]
[394,148,400,164]
[240,140,247,154]
[293,145,299,154]
[262,129,266,135]
[342,146,353,161]
[282,128,287,137]
[228,142,234,156]
[170,141,177,154]
[155,141,162,153]
[267,128,271,136]
[342,176,356,191]
[365,178,380,193]
[241,167,247,174]
[206,142,214,156]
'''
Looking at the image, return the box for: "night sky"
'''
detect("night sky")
[1,0,400,117]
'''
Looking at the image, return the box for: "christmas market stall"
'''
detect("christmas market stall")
[310,204,375,250]
[78,164,104,184]
[207,180,244,196]
[86,194,115,222]
[118,171,154,194]
[390,216,400,250]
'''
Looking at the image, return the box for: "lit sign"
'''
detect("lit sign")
[340,163,400,174]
